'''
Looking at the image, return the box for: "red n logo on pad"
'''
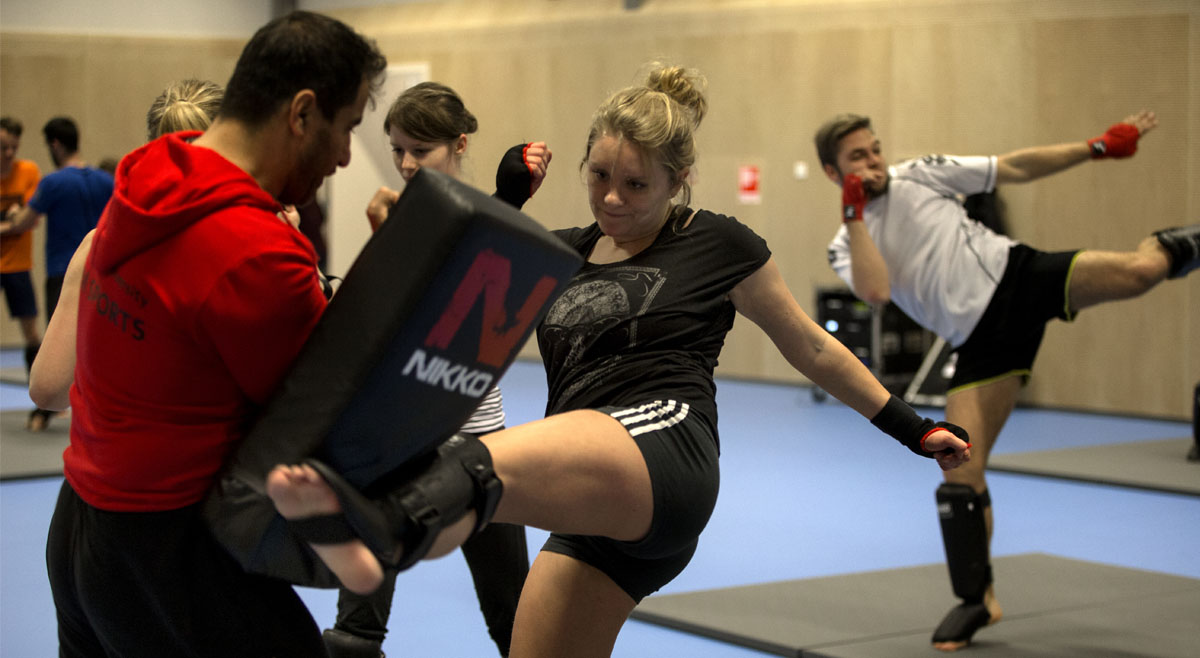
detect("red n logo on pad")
[425,248,560,368]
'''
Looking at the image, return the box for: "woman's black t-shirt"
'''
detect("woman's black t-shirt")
[537,208,771,440]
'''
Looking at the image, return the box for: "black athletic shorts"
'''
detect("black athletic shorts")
[949,244,1082,394]
[541,400,720,602]
[1,270,38,318]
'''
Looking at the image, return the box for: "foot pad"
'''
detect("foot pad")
[931,602,992,646]
[1154,225,1200,279]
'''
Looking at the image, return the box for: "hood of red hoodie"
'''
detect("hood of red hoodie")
[91,131,282,274]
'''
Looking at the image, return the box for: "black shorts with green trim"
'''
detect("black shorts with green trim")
[948,244,1082,394]
[540,400,720,602]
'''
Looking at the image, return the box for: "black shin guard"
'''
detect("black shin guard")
[306,434,503,572]
[935,483,992,604]
[1154,225,1200,279]
[932,484,994,645]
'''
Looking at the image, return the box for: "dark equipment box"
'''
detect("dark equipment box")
[812,287,948,405]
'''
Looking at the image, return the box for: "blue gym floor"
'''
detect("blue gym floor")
[1,348,1195,657]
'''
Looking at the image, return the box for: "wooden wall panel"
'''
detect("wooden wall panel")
[327,0,1196,419]
[0,33,244,364]
[1017,15,1193,416]
[2,0,1195,418]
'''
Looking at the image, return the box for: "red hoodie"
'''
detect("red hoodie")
[65,132,327,512]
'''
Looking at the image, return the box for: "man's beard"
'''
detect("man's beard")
[280,129,331,206]
[865,174,890,200]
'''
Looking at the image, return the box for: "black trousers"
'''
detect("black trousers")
[47,481,326,658]
[334,521,529,656]
[44,274,64,325]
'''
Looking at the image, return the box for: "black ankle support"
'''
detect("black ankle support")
[1154,225,1200,279]
[440,433,504,535]
[383,433,504,571]
[301,434,504,573]
[302,459,404,565]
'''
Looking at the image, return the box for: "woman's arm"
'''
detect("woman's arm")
[730,257,889,417]
[729,257,970,468]
[29,229,95,410]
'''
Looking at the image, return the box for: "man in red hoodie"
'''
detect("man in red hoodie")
[39,12,386,657]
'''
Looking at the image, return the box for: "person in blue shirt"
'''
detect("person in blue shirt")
[3,116,113,431]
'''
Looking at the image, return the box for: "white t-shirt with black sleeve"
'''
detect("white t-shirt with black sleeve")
[826,155,1016,348]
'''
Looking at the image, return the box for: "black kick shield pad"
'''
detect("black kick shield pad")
[203,168,581,587]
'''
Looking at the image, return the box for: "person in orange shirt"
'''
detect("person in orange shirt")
[0,116,49,429]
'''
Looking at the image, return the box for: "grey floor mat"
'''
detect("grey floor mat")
[988,438,1199,496]
[630,553,1200,658]
[0,366,27,386]
[0,409,68,480]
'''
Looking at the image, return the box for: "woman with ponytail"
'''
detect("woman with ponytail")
[267,64,971,657]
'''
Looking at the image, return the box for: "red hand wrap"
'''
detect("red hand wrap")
[521,143,535,194]
[1088,123,1140,159]
[921,426,971,453]
[920,428,934,453]
[842,173,867,222]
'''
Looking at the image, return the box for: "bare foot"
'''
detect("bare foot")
[266,464,342,518]
[26,408,52,432]
[266,464,385,595]
[932,587,1003,652]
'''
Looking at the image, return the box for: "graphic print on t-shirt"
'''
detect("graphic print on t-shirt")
[541,264,666,402]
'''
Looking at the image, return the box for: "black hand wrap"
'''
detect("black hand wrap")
[494,143,533,209]
[870,394,966,458]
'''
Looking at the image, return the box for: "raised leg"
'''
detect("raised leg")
[266,409,654,610]
[1068,234,1174,312]
[484,410,653,541]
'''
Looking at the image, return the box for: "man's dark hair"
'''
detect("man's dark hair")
[814,113,873,171]
[220,11,387,127]
[43,117,80,152]
[0,117,23,137]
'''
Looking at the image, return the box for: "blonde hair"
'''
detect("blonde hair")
[582,63,708,209]
[146,79,224,141]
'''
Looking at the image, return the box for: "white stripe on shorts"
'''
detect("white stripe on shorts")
[610,400,691,437]
[459,386,506,434]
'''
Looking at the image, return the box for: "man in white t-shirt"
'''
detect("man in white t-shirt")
[815,110,1197,652]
